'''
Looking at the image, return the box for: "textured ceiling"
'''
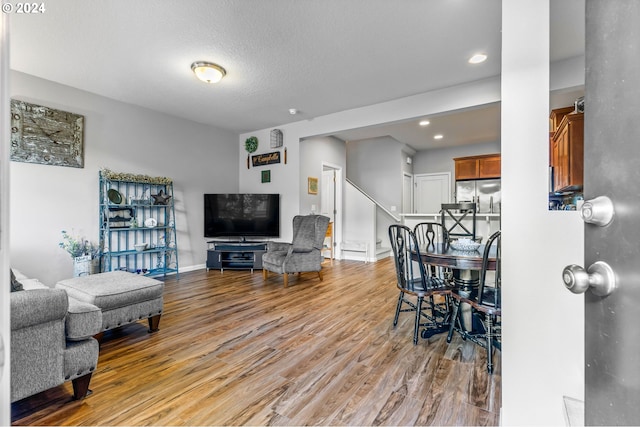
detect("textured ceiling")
[9,0,585,149]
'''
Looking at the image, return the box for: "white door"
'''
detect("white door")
[402,173,413,214]
[414,172,451,213]
[321,169,335,223]
[321,164,342,259]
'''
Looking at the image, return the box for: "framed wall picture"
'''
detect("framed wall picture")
[261,170,271,183]
[10,99,85,168]
[308,177,318,194]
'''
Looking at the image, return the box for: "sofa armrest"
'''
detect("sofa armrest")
[267,241,292,252]
[11,289,68,330]
[66,298,102,341]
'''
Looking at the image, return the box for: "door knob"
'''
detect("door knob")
[562,262,617,296]
[581,196,614,226]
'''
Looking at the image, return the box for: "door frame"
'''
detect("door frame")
[321,161,343,260]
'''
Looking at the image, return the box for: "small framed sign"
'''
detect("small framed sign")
[252,151,281,167]
[261,170,271,183]
[308,177,318,194]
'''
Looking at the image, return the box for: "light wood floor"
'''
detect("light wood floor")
[11,258,501,426]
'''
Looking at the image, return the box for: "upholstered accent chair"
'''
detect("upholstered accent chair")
[262,214,330,287]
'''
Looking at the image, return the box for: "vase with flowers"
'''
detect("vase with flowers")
[59,230,101,276]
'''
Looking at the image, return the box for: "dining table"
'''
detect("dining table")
[418,241,497,289]
[416,241,498,333]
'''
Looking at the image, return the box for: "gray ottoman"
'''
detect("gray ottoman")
[56,271,164,340]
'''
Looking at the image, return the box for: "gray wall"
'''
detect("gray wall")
[10,71,238,285]
[412,140,501,176]
[346,136,408,246]
[299,135,346,214]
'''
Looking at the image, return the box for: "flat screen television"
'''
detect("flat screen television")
[204,193,280,239]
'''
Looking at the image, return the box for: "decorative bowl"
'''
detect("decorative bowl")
[450,238,481,252]
[134,243,148,252]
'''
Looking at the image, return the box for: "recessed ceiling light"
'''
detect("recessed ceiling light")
[419,120,430,126]
[468,53,488,64]
[289,108,298,115]
[434,134,444,140]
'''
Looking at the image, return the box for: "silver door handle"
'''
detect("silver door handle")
[562,262,617,296]
[581,196,614,226]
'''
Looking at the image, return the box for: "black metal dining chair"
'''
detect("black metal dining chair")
[388,225,452,345]
[446,230,501,373]
[440,202,477,241]
[414,222,450,282]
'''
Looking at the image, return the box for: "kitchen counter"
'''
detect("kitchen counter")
[401,212,501,242]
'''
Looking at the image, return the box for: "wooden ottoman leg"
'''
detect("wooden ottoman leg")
[148,314,161,332]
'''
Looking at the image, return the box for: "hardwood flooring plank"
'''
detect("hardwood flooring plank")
[11,258,500,426]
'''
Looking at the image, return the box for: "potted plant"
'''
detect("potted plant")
[59,230,101,276]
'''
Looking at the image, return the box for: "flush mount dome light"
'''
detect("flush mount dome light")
[191,61,226,83]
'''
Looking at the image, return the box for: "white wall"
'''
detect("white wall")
[502,1,584,425]
[239,76,503,243]
[10,72,239,285]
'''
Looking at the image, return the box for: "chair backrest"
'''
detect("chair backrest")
[478,230,501,307]
[388,224,428,293]
[291,214,330,252]
[440,202,477,240]
[413,222,448,280]
[413,222,448,250]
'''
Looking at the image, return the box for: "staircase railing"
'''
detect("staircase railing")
[345,177,402,222]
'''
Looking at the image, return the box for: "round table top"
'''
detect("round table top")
[418,242,498,271]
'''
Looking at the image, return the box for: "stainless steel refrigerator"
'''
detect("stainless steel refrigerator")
[455,179,501,213]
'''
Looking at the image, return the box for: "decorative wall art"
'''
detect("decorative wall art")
[245,136,258,169]
[252,151,281,167]
[10,99,85,168]
[270,128,283,148]
[308,177,318,195]
[261,170,271,183]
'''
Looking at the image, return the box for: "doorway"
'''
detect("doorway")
[321,162,342,260]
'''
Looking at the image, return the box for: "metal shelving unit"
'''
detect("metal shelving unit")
[98,170,179,278]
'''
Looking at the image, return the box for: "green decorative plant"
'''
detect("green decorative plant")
[245,136,259,153]
[59,230,100,258]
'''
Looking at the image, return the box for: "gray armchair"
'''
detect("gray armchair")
[262,214,330,287]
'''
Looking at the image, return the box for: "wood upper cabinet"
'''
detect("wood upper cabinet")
[550,111,584,192]
[454,154,501,180]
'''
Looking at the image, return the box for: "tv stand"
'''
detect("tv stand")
[206,240,267,273]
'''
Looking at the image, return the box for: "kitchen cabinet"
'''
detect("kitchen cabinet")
[550,111,583,192]
[454,154,501,180]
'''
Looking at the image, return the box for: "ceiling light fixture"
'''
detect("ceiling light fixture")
[419,120,430,126]
[191,61,226,83]
[434,134,444,140]
[468,53,488,64]
[289,108,298,115]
